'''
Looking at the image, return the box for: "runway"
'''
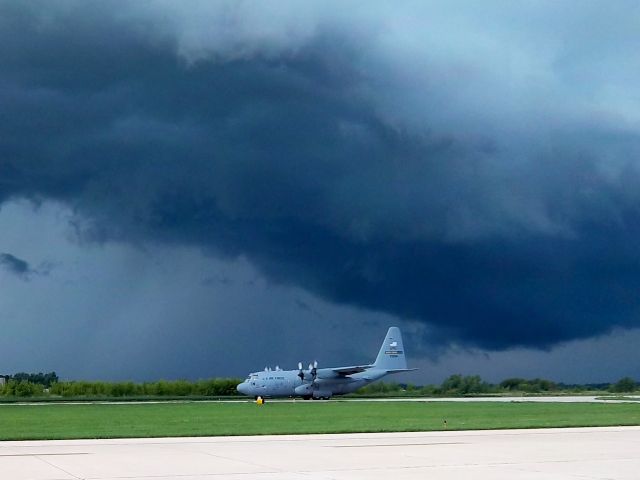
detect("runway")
[1,426,639,479]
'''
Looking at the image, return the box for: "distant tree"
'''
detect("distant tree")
[500,378,526,390]
[610,377,637,393]
[499,377,556,393]
[461,375,490,394]
[44,372,59,387]
[533,378,557,391]
[419,384,439,396]
[9,371,58,387]
[441,374,463,393]
[4,380,44,397]
[441,374,491,395]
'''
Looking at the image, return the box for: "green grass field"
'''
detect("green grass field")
[0,401,639,441]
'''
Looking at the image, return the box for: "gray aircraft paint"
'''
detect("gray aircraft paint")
[236,327,414,400]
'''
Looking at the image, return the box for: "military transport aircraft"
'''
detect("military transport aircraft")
[236,326,415,400]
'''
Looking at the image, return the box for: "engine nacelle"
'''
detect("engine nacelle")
[294,384,313,396]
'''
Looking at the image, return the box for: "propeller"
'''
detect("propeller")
[297,361,320,382]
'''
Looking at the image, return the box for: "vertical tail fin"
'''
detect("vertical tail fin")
[373,326,408,371]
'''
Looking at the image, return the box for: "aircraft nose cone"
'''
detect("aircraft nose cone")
[237,383,247,395]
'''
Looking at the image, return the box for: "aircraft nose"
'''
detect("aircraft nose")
[237,383,247,395]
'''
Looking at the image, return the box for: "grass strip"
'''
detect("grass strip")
[0,401,639,441]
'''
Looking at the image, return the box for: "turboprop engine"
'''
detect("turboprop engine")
[297,361,318,382]
[294,384,313,396]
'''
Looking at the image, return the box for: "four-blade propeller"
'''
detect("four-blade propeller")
[297,360,319,382]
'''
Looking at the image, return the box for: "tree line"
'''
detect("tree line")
[0,372,637,398]
[353,374,639,396]
[1,372,59,387]
[0,375,240,398]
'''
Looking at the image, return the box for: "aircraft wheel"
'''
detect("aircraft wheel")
[302,395,312,400]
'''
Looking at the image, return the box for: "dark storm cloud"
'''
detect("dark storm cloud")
[0,253,33,279]
[2,1,640,349]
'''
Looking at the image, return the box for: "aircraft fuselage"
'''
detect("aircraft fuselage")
[236,368,388,399]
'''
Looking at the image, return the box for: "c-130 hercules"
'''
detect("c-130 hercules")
[236,327,415,400]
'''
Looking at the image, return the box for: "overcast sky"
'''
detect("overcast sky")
[1,1,640,383]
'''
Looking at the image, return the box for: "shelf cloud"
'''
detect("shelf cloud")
[2,1,640,352]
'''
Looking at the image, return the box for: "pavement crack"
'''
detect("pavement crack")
[35,454,85,480]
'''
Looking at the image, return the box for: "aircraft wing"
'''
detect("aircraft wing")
[331,365,372,376]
